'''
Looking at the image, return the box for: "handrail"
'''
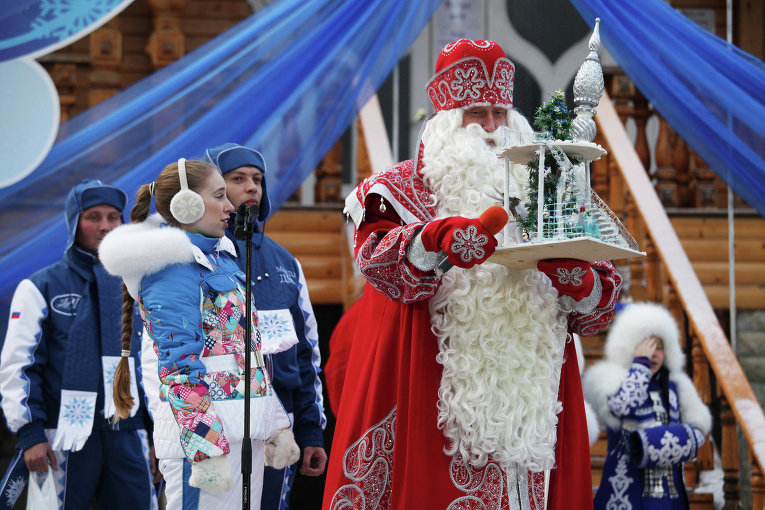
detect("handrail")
[596,90,765,471]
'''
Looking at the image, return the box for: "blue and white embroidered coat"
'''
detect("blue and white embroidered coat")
[583,302,712,510]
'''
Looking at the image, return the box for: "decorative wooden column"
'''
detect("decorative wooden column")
[672,134,690,206]
[721,395,743,509]
[88,19,123,107]
[51,64,77,121]
[146,0,189,70]
[631,89,652,172]
[624,191,646,301]
[314,140,344,204]
[644,233,661,302]
[654,117,678,207]
[752,456,765,510]
[692,153,718,208]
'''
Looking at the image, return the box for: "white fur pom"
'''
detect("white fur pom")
[583,399,600,446]
[189,455,234,494]
[264,428,300,469]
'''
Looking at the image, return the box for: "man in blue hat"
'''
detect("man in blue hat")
[205,143,327,510]
[0,180,158,509]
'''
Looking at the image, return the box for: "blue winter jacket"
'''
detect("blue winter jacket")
[0,246,148,452]
[226,222,326,449]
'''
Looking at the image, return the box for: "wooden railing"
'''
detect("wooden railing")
[595,91,765,509]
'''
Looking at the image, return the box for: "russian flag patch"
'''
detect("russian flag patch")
[11,312,20,319]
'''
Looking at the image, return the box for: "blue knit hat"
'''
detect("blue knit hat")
[64,179,127,251]
[204,143,270,221]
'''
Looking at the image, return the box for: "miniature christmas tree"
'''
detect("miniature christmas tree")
[518,91,580,237]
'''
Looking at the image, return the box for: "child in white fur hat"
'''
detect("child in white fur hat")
[583,302,712,509]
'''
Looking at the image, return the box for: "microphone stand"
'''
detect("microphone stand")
[234,202,259,510]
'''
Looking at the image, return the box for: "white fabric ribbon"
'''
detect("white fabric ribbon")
[51,390,97,452]
[102,355,140,420]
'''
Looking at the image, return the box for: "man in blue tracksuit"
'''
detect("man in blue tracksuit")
[0,180,158,509]
[204,143,327,510]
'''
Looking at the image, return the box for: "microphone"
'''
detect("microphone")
[234,203,260,240]
[435,205,509,274]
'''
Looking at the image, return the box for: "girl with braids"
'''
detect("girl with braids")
[100,159,299,509]
[583,302,712,509]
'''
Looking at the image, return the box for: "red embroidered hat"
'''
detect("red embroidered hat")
[426,39,515,112]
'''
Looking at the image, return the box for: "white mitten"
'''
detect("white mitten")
[264,428,300,469]
[189,455,234,494]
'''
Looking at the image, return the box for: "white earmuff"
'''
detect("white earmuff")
[169,158,205,224]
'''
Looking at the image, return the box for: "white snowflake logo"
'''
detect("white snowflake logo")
[5,476,26,506]
[63,397,93,427]
[31,0,122,39]
[260,316,290,339]
[104,360,118,385]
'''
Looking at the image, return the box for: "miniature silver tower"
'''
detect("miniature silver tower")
[572,18,604,143]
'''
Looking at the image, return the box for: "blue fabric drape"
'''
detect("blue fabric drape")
[570,0,765,217]
[0,0,441,320]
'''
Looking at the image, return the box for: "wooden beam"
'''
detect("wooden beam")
[359,94,394,173]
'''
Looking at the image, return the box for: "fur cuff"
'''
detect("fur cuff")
[189,455,234,494]
[264,428,300,469]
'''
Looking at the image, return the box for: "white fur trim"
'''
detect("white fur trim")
[188,454,234,494]
[100,214,194,299]
[582,361,629,430]
[100,214,236,299]
[264,428,300,469]
[583,399,600,446]
[673,371,712,435]
[582,360,711,435]
[604,302,684,373]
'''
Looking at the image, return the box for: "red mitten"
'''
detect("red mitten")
[420,216,498,269]
[537,258,594,300]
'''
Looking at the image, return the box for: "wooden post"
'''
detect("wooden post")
[50,64,77,122]
[672,134,690,207]
[146,0,189,70]
[644,233,661,302]
[315,140,344,204]
[721,395,743,509]
[631,89,652,172]
[654,117,678,207]
[625,191,646,301]
[692,153,718,208]
[88,19,123,107]
[752,454,765,510]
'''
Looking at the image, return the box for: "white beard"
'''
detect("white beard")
[420,108,568,472]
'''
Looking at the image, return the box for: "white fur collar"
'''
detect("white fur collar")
[100,213,236,299]
[582,360,712,435]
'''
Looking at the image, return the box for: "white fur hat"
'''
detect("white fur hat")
[604,301,685,374]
